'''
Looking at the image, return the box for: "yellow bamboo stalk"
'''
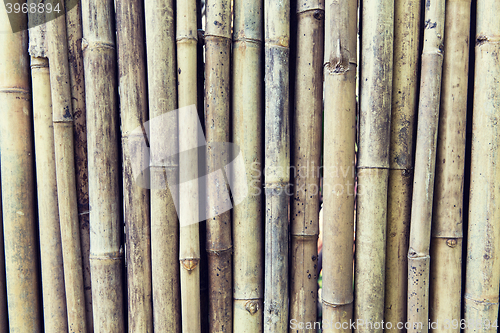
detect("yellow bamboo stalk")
[46,3,87,331]
[232,0,264,331]
[384,0,420,330]
[322,0,357,331]
[65,0,94,329]
[429,0,470,331]
[290,0,324,330]
[29,18,69,331]
[407,0,445,331]
[464,0,500,331]
[81,0,125,331]
[264,1,290,332]
[115,0,153,331]
[355,0,394,331]
[145,0,181,331]
[0,173,6,331]
[177,1,201,332]
[0,8,42,332]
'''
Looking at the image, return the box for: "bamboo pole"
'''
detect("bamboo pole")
[177,1,201,332]
[464,0,500,330]
[321,0,357,331]
[65,0,94,329]
[145,0,181,331]
[429,0,470,331]
[29,19,69,332]
[354,0,394,331]
[384,0,420,330]
[0,170,6,331]
[264,1,290,331]
[0,8,42,332]
[115,0,153,331]
[205,0,233,331]
[290,0,324,329]
[46,3,87,331]
[407,0,445,331]
[232,0,264,332]
[81,0,125,331]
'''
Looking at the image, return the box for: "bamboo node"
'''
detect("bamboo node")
[245,300,260,315]
[446,239,458,247]
[181,259,199,271]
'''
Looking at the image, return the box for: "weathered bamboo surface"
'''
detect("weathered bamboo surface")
[0,172,6,331]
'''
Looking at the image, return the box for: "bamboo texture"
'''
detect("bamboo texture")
[0,172,6,331]
[232,0,264,331]
[429,0,470,331]
[385,0,420,330]
[464,0,500,331]
[355,0,394,331]
[81,0,125,331]
[116,0,153,331]
[177,0,201,332]
[0,8,42,332]
[29,19,69,331]
[322,0,357,331]
[65,0,94,329]
[264,0,290,331]
[290,0,324,330]
[145,0,181,331]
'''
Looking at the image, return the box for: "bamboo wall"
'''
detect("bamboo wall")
[0,0,499,332]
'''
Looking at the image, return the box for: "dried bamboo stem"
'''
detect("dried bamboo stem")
[407,0,446,331]
[429,0,470,331]
[0,8,42,332]
[384,0,420,329]
[65,0,94,329]
[0,172,6,331]
[232,0,264,331]
[81,0,125,331]
[115,0,153,331]
[177,1,201,332]
[264,1,290,331]
[29,19,69,331]
[355,0,394,331]
[464,0,500,330]
[290,0,324,330]
[145,0,181,331]
[322,0,357,331]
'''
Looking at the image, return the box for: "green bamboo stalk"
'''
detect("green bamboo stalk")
[464,0,500,331]
[264,0,290,332]
[290,0,324,330]
[145,0,181,331]
[322,0,357,331]
[65,0,94,329]
[355,0,394,331]
[115,0,153,331]
[232,0,264,332]
[81,0,125,331]
[0,8,42,332]
[429,0,470,331]
[384,0,420,330]
[177,0,201,332]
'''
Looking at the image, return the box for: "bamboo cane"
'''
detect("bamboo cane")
[464,0,500,330]
[81,0,125,331]
[355,0,394,331]
[232,0,264,331]
[289,0,324,329]
[177,1,201,332]
[0,8,42,332]
[65,0,94,329]
[115,0,153,331]
[384,0,420,330]
[321,0,356,331]
[0,171,6,331]
[429,0,470,331]
[205,0,233,331]
[144,0,181,331]
[29,19,69,332]
[264,1,290,332]
[46,3,87,331]
[407,0,445,331]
